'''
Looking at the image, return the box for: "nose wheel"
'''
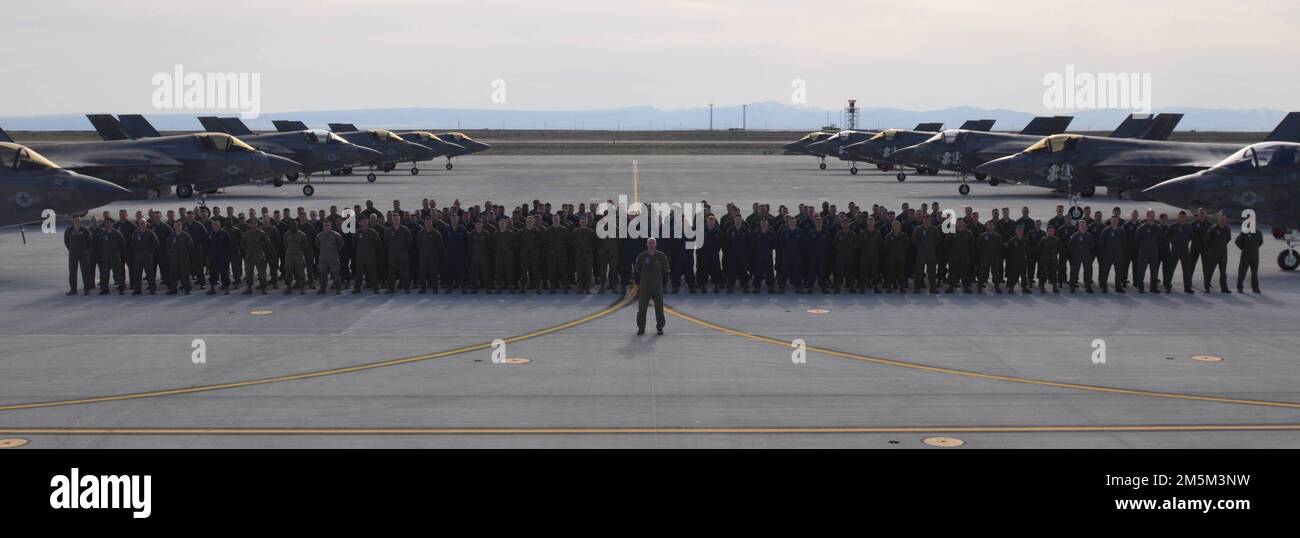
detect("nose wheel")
[958,183,971,196]
[446,160,454,170]
[367,173,377,183]
[896,172,907,182]
[818,158,827,170]
[1278,230,1300,271]
[302,184,315,197]
[410,166,420,175]
[849,166,858,175]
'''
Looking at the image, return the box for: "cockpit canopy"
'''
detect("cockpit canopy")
[799,132,831,142]
[195,133,256,152]
[870,129,902,141]
[304,130,347,145]
[924,129,966,145]
[1023,134,1083,154]
[0,142,60,171]
[369,129,404,142]
[1212,142,1300,172]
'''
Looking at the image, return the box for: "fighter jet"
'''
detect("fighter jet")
[432,132,491,169]
[271,121,433,182]
[197,117,383,197]
[887,116,1075,194]
[841,120,997,178]
[393,131,467,170]
[0,142,131,227]
[781,131,836,169]
[976,112,1300,201]
[804,129,881,175]
[1143,142,1300,271]
[14,115,301,199]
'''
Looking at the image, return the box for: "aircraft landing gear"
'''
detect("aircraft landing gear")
[959,183,971,196]
[303,184,315,197]
[329,169,342,177]
[926,168,939,176]
[819,162,827,170]
[176,184,194,199]
[988,177,1001,187]
[850,166,859,175]
[286,172,299,182]
[974,172,987,182]
[1080,185,1096,198]
[272,177,283,188]
[896,172,907,182]
[410,166,420,175]
[446,159,454,170]
[367,173,377,183]
[1277,229,1300,271]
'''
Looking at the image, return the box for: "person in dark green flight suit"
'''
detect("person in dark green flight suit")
[1235,223,1263,293]
[634,237,670,335]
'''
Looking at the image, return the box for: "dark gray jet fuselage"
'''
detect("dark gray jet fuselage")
[0,142,131,226]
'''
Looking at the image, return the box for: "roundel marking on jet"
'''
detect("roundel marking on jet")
[12,192,35,208]
[225,164,244,176]
[1239,190,1258,207]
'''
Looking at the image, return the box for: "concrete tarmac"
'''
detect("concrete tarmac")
[1,155,1297,448]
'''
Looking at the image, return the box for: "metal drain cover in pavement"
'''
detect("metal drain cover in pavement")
[501,358,531,365]
[923,436,965,447]
[0,438,30,448]
[250,310,274,316]
[1191,355,1224,362]
[806,309,830,314]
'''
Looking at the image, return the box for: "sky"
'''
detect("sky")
[2,0,1297,117]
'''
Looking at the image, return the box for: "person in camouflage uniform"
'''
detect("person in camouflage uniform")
[492,217,517,294]
[316,219,345,294]
[572,215,597,293]
[417,218,446,294]
[240,219,272,294]
[282,223,310,295]
[467,219,493,293]
[352,218,383,294]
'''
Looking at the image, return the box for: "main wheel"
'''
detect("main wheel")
[303,185,315,197]
[1273,227,1288,240]
[818,162,826,170]
[329,169,341,177]
[446,162,454,170]
[927,168,939,176]
[988,177,1001,187]
[974,172,987,181]
[1081,185,1096,198]
[958,184,971,196]
[1279,250,1300,271]
[342,167,353,175]
[383,163,396,172]
[286,173,299,182]
[176,184,194,199]
[273,178,283,188]
[849,167,858,175]
[367,173,377,183]
[410,167,420,175]
[896,172,907,182]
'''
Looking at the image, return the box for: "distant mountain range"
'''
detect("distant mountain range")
[0,102,1291,132]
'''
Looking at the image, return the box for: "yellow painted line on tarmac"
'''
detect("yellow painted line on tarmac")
[665,306,1300,410]
[0,292,635,413]
[2,424,1300,436]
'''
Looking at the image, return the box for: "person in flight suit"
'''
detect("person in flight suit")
[164,221,193,295]
[1133,210,1162,293]
[696,214,724,293]
[64,216,94,296]
[976,223,1004,293]
[633,237,670,336]
[282,223,310,295]
[723,215,751,293]
[1189,208,1212,285]
[832,216,858,293]
[1037,225,1062,293]
[203,219,230,295]
[882,221,909,293]
[97,218,128,295]
[806,218,832,293]
[751,218,777,293]
[241,219,272,294]
[416,218,446,294]
[386,214,415,294]
[572,216,598,294]
[1004,225,1031,294]
[1068,221,1095,293]
[1162,212,1195,293]
[468,219,495,293]
[597,216,621,294]
[493,217,518,294]
[1235,223,1263,294]
[545,213,571,294]
[353,218,383,294]
[911,214,939,293]
[777,216,805,293]
[442,213,469,293]
[519,215,545,293]
[1097,217,1126,293]
[945,219,974,294]
[316,219,345,294]
[1203,213,1233,293]
[858,216,884,294]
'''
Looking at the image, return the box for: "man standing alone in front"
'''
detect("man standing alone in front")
[634,237,670,335]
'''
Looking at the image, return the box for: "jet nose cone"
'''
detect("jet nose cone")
[69,172,131,210]
[1143,173,1199,207]
[268,154,302,176]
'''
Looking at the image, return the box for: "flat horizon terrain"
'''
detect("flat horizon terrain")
[1,154,1298,448]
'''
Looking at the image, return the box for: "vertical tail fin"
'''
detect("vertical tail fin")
[86,114,134,141]
[1020,116,1073,136]
[1136,113,1183,141]
[272,120,310,133]
[197,116,230,133]
[913,122,943,132]
[328,123,359,133]
[220,117,254,136]
[118,114,161,138]
[958,119,996,132]
[1265,112,1300,142]
[0,126,12,143]
[1107,113,1154,138]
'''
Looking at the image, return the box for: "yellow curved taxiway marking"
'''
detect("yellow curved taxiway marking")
[666,307,1300,410]
[0,292,634,413]
[2,424,1300,435]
